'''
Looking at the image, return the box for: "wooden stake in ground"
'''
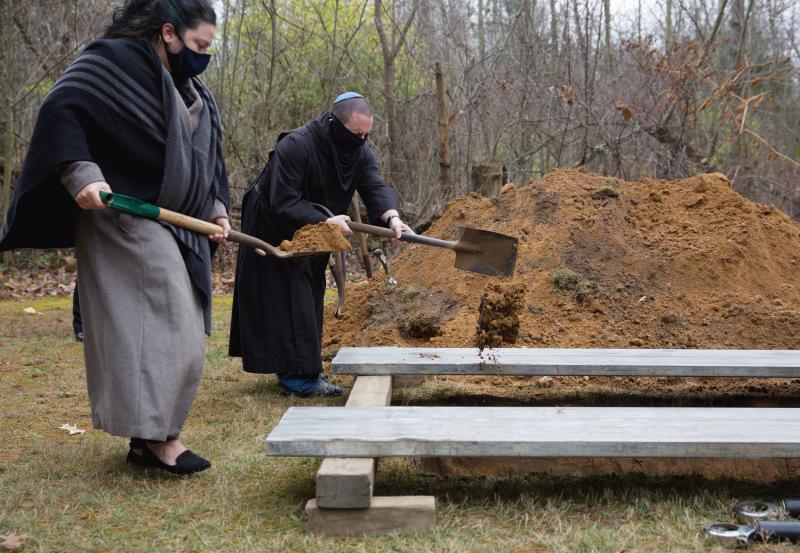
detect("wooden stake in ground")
[349,196,372,278]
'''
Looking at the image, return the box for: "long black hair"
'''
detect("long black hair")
[104,0,216,41]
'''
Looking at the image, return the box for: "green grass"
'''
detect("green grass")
[1,295,798,551]
[549,268,580,291]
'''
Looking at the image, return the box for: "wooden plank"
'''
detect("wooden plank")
[332,347,800,377]
[315,376,392,509]
[268,406,800,458]
[316,458,376,509]
[343,375,393,407]
[305,496,435,536]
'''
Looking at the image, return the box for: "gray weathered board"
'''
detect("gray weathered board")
[267,406,800,458]
[331,347,800,377]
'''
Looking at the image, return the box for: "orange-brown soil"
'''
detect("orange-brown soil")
[475,282,527,349]
[280,222,351,253]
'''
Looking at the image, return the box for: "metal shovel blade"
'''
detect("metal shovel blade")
[453,226,518,277]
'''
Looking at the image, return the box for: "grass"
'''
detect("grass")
[549,268,579,291]
[1,295,799,551]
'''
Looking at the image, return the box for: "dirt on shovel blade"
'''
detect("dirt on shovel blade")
[280,222,352,253]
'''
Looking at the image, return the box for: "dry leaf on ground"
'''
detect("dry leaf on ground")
[0,533,24,551]
[59,423,85,435]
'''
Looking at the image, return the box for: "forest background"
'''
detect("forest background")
[1,0,799,259]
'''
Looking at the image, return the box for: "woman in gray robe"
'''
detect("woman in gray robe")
[0,0,229,474]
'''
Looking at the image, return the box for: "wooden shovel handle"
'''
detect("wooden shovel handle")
[158,207,281,256]
[158,208,222,235]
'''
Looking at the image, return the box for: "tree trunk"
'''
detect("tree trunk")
[2,0,14,218]
[471,163,504,196]
[434,61,451,199]
[665,0,673,50]
[603,0,612,67]
[374,0,418,188]
[478,0,486,59]
[382,60,397,186]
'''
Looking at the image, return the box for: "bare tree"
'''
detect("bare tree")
[375,0,419,187]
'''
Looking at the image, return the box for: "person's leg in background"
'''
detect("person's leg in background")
[72,278,83,342]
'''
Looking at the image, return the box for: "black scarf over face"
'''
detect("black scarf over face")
[327,115,366,190]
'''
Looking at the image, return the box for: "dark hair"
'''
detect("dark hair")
[332,97,373,124]
[104,0,216,41]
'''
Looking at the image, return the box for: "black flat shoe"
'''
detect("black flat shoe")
[138,444,211,475]
[126,448,147,466]
[125,437,147,466]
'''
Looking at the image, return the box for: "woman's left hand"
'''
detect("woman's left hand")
[209,217,230,244]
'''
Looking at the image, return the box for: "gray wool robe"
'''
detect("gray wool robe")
[62,79,226,441]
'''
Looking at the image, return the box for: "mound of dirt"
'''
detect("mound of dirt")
[327,169,800,353]
[280,222,351,253]
[325,168,800,477]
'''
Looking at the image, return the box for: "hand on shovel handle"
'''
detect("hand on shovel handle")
[388,215,413,242]
[75,181,112,210]
[209,217,231,245]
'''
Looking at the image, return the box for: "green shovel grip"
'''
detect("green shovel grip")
[99,191,161,219]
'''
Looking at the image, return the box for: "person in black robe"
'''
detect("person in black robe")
[229,92,410,396]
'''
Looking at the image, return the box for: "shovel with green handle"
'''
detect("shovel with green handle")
[99,192,329,258]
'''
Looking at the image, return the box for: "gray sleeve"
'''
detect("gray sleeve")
[209,198,228,221]
[58,161,105,198]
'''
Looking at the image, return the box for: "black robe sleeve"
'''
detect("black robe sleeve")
[356,147,399,225]
[269,134,328,230]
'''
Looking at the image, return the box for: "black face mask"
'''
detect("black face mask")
[329,115,366,153]
[166,34,211,83]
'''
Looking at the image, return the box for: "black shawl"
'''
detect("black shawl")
[0,37,228,332]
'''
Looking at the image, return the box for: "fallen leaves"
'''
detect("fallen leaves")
[615,104,633,121]
[1,268,77,301]
[562,84,575,105]
[0,533,24,551]
[59,423,85,435]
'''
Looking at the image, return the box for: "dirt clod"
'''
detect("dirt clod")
[280,222,351,253]
[591,186,620,199]
[475,282,527,349]
[537,376,554,388]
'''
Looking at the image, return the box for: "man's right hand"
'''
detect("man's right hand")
[326,214,353,237]
[74,181,112,210]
